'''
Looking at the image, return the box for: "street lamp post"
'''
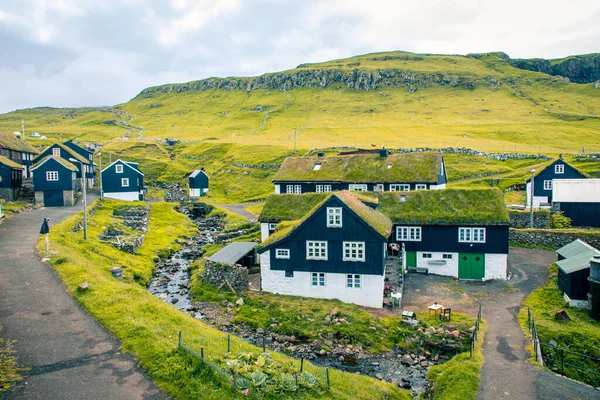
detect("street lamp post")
[529,169,536,229]
[70,158,88,240]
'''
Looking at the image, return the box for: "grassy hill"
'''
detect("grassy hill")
[0,51,598,202]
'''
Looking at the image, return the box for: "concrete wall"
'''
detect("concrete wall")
[415,251,459,277]
[260,250,384,308]
[103,191,140,201]
[63,190,75,206]
[510,228,600,250]
[34,191,43,204]
[485,254,508,280]
[189,188,209,198]
[260,223,270,242]
[430,183,446,190]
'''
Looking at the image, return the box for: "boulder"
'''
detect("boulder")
[554,310,571,323]
[78,282,89,292]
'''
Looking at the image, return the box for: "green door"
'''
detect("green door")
[405,251,417,267]
[458,253,485,280]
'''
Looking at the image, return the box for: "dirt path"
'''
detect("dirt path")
[0,195,166,400]
[213,203,257,221]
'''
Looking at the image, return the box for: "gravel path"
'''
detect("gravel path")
[0,194,166,400]
[213,203,257,221]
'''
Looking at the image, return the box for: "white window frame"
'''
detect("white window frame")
[268,223,277,230]
[347,274,361,288]
[349,183,368,191]
[275,249,290,259]
[316,185,323,193]
[327,207,342,228]
[396,226,422,241]
[306,241,328,260]
[286,184,293,193]
[323,185,332,193]
[116,164,124,173]
[390,184,410,192]
[543,180,552,191]
[46,171,59,181]
[343,242,365,262]
[415,184,427,190]
[121,178,130,187]
[459,227,486,243]
[294,185,302,194]
[52,148,60,157]
[311,272,325,286]
[555,164,564,174]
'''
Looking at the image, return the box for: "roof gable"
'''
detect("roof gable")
[101,159,144,176]
[556,239,598,258]
[190,169,209,179]
[30,156,78,172]
[378,188,509,225]
[526,159,587,182]
[64,140,93,157]
[38,143,90,165]
[273,152,443,183]
[557,250,599,274]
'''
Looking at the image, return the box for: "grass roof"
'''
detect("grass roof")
[259,193,329,222]
[32,156,78,171]
[258,191,392,251]
[273,152,443,183]
[0,132,38,153]
[0,155,23,169]
[378,188,509,225]
[55,143,90,164]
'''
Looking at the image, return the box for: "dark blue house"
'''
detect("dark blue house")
[30,156,78,207]
[0,155,23,200]
[63,140,95,188]
[257,191,392,308]
[189,169,209,197]
[0,132,38,178]
[526,158,587,207]
[552,179,600,227]
[35,143,92,186]
[101,159,144,201]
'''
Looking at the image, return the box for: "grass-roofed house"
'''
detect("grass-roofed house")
[31,156,79,206]
[0,131,39,178]
[34,142,92,186]
[380,189,510,280]
[0,155,24,200]
[272,151,447,194]
[257,191,392,308]
[526,157,587,208]
[63,140,96,188]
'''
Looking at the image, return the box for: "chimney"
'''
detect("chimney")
[379,149,389,158]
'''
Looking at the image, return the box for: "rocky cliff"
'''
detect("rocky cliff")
[508,54,600,84]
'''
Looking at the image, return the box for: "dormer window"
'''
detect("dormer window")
[555,164,564,174]
[327,207,342,227]
[313,163,322,170]
[52,148,60,157]
[116,164,123,173]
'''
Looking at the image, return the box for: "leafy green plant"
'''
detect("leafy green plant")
[550,211,572,229]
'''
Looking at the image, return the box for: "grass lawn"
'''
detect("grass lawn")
[41,199,409,399]
[518,265,600,387]
[504,190,526,206]
[0,201,28,225]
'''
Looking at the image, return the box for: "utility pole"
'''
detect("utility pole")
[98,153,102,199]
[70,158,88,240]
[293,128,297,156]
[21,119,25,142]
[530,169,536,228]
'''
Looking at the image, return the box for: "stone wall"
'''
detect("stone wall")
[203,260,248,293]
[0,187,16,201]
[508,211,550,229]
[510,228,600,250]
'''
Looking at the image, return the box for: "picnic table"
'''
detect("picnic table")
[428,303,444,316]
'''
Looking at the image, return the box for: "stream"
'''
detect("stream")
[147,205,437,396]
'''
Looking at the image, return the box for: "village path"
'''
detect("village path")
[0,193,166,400]
[212,203,257,221]
[476,248,600,400]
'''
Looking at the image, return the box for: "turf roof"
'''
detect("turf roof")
[259,193,329,222]
[0,132,39,153]
[31,155,79,171]
[273,152,443,183]
[377,188,509,225]
[258,191,392,250]
[0,155,23,169]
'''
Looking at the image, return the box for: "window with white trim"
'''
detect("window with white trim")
[52,148,60,157]
[347,274,361,288]
[306,241,327,260]
[390,184,410,192]
[327,207,342,227]
[269,223,277,230]
[316,185,323,193]
[555,164,564,174]
[116,164,123,173]
[312,272,325,286]
[543,180,552,190]
[396,226,422,241]
[422,253,432,258]
[343,242,365,261]
[459,227,486,243]
[286,185,294,193]
[415,184,427,190]
[275,249,290,259]
[46,171,59,181]
[294,185,301,194]
[349,184,367,191]
[121,178,129,187]
[443,254,453,259]
[323,185,332,192]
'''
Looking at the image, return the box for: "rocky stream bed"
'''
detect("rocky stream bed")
[147,206,471,396]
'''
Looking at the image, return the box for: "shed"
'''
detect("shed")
[207,242,258,268]
[0,155,23,200]
[556,240,599,308]
[189,169,209,197]
[552,179,600,227]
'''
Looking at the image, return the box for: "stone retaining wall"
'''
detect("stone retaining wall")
[203,260,248,293]
[508,211,550,229]
[510,228,600,250]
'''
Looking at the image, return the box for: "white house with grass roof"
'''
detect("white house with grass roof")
[257,191,392,308]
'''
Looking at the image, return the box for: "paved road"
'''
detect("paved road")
[0,194,166,400]
[476,248,600,400]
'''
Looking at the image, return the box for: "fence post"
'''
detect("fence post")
[263,334,266,353]
[527,307,531,331]
[178,331,182,349]
[326,368,330,389]
[233,372,237,391]
[201,347,204,360]
[295,372,299,388]
[470,334,474,358]
[561,348,565,376]
[300,357,304,372]
[228,335,231,352]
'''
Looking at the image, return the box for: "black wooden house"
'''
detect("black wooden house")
[552,179,600,228]
[189,169,209,197]
[0,132,38,178]
[526,158,587,207]
[34,143,92,184]
[556,239,599,307]
[101,159,145,201]
[0,155,23,200]
[30,156,78,207]
[63,140,95,188]
[272,152,447,194]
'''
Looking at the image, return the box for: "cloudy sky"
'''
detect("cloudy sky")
[1,0,598,113]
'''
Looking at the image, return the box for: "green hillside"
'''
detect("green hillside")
[0,50,599,202]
